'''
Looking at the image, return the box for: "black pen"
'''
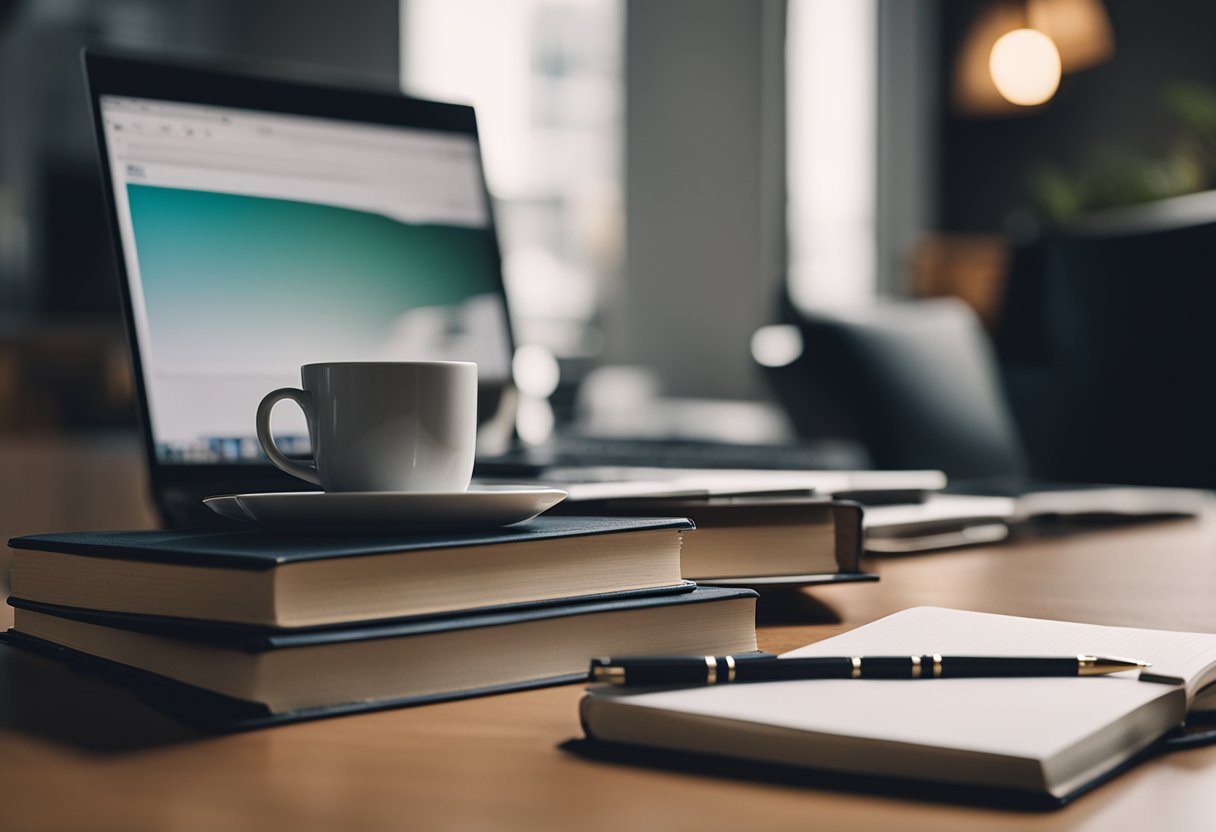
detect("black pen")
[588,654,1152,686]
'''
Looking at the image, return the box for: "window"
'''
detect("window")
[786,0,878,310]
[401,0,624,358]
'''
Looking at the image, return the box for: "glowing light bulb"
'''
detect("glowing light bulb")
[989,28,1061,106]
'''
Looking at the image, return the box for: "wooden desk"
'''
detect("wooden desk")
[3,453,1216,830]
[0,435,158,631]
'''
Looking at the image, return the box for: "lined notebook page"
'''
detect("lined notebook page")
[609,607,1216,763]
[785,607,1216,695]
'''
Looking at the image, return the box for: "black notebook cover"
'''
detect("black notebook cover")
[2,586,759,730]
[7,515,695,570]
[561,733,1172,811]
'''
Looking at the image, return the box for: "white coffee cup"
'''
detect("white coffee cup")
[256,361,477,493]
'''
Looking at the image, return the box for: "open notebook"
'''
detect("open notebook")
[580,607,1216,804]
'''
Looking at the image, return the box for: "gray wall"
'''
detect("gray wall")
[620,0,786,399]
[876,0,938,296]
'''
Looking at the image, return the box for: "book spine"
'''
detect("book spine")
[832,502,865,573]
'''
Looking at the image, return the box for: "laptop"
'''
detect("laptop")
[83,51,928,527]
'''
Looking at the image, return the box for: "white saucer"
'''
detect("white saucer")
[203,485,568,533]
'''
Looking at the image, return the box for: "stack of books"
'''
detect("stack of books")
[3,516,758,728]
[555,495,872,586]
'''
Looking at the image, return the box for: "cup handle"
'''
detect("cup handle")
[256,388,321,486]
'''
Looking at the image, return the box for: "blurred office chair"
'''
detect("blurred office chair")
[996,216,1216,489]
[761,297,1027,480]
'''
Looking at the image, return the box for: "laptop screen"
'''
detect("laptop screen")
[98,94,512,464]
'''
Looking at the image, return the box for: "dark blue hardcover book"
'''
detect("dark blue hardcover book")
[2,586,759,730]
[7,516,696,628]
[8,515,695,569]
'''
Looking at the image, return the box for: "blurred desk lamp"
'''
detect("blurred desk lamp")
[954,0,1114,115]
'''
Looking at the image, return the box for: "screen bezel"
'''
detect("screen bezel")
[82,49,515,516]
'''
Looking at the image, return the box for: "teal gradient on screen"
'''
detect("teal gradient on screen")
[127,184,502,369]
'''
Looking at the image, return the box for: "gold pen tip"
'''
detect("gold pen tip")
[1079,656,1152,675]
[1095,656,1151,667]
[589,665,627,684]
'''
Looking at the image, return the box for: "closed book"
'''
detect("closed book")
[555,497,872,586]
[579,607,1216,806]
[4,586,758,729]
[7,516,692,628]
